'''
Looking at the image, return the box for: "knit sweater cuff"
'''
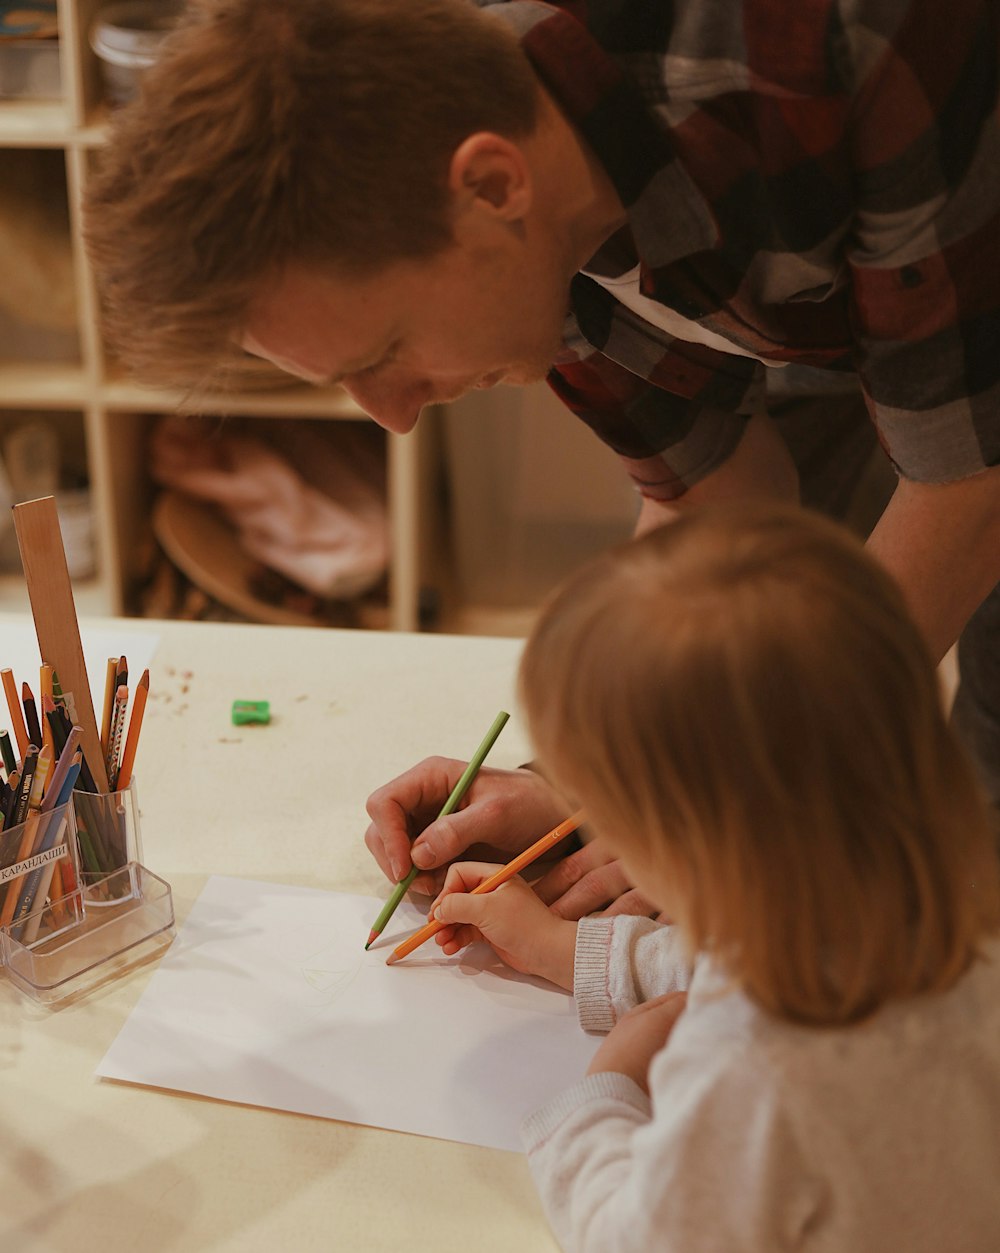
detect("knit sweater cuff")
[574,916,617,1033]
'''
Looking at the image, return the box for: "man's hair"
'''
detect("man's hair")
[84,0,537,391]
[520,503,1000,1027]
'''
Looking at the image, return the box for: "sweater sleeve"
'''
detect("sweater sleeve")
[522,1000,823,1253]
[574,915,692,1033]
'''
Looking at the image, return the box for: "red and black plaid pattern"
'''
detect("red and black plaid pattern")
[485,0,1000,500]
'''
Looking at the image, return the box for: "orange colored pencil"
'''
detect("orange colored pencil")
[385,810,585,965]
[1,668,28,758]
[48,859,67,916]
[116,669,149,791]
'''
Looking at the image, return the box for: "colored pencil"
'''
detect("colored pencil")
[39,664,54,758]
[41,726,80,811]
[385,811,585,965]
[100,657,118,759]
[27,743,52,811]
[0,760,40,872]
[21,682,42,750]
[116,669,148,791]
[364,710,510,950]
[0,808,42,925]
[44,698,67,756]
[10,753,82,936]
[2,668,28,758]
[1,770,18,827]
[0,746,51,923]
[45,696,96,795]
[9,745,38,829]
[0,730,14,775]
[106,683,128,790]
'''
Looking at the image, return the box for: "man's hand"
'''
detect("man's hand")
[533,838,658,920]
[364,761,569,896]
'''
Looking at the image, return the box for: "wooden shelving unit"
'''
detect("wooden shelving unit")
[0,0,431,630]
[0,1,639,637]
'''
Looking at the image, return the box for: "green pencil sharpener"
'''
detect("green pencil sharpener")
[231,699,271,726]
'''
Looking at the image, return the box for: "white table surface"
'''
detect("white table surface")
[0,615,561,1253]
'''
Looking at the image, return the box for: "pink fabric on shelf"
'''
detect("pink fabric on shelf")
[150,416,389,598]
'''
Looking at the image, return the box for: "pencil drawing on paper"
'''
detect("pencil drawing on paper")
[298,944,363,1003]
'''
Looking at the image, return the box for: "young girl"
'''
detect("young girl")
[431,503,1000,1252]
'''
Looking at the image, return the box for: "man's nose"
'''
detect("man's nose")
[341,377,427,434]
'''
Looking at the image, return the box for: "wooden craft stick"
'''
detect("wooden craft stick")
[13,497,109,793]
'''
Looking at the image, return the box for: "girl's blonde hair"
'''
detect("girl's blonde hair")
[520,503,1000,1026]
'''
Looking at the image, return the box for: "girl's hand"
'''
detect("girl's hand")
[587,992,688,1092]
[430,863,577,990]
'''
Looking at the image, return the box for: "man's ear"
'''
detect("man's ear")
[448,132,532,221]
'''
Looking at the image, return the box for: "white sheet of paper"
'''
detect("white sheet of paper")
[0,621,160,719]
[97,875,601,1151]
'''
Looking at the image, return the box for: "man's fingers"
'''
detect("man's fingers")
[365,756,470,879]
[410,811,478,870]
[598,888,659,919]
[532,843,618,907]
[363,820,396,881]
[541,858,636,921]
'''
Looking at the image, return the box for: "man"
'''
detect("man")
[87,0,1000,916]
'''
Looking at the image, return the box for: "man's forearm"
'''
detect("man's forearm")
[635,410,799,534]
[632,407,1000,663]
[866,466,1000,663]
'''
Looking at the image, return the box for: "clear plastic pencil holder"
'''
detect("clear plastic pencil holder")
[72,779,143,899]
[1,862,175,1006]
[0,780,175,1006]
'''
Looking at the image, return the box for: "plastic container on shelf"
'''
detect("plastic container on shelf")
[0,1,60,100]
[0,39,61,100]
[90,0,184,104]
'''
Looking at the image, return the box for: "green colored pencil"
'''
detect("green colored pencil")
[364,710,510,949]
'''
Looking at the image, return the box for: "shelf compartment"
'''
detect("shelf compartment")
[0,406,97,582]
[105,411,391,629]
[0,147,81,364]
[0,37,61,102]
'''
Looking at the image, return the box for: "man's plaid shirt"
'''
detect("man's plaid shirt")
[485,0,1000,500]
